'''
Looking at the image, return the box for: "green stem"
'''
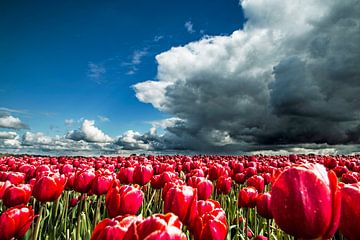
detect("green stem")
[33,203,45,240]
[76,194,84,240]
[245,208,249,240]
[93,195,102,228]
[267,219,271,238]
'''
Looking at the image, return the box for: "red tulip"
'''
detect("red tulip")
[123,213,186,240]
[256,193,272,219]
[216,176,232,195]
[238,187,258,208]
[91,171,115,196]
[270,163,341,239]
[6,172,26,185]
[192,200,228,240]
[3,184,32,208]
[117,167,134,184]
[339,183,360,240]
[188,177,213,200]
[246,175,265,193]
[106,184,144,218]
[0,206,35,240]
[0,180,11,199]
[73,169,96,193]
[32,173,66,202]
[164,185,197,226]
[91,215,141,240]
[133,165,153,186]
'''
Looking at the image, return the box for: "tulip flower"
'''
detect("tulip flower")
[133,165,153,186]
[3,184,32,208]
[192,200,228,240]
[106,184,144,218]
[270,163,341,239]
[117,167,134,184]
[32,173,66,202]
[164,185,197,226]
[73,169,96,193]
[91,171,115,196]
[0,180,11,199]
[91,215,141,240]
[0,206,35,240]
[123,213,187,240]
[238,187,258,208]
[188,177,213,200]
[6,171,26,185]
[246,175,265,193]
[339,182,360,240]
[216,176,232,195]
[256,193,272,219]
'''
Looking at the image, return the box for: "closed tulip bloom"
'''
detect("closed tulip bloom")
[6,172,26,185]
[3,184,32,208]
[32,173,66,202]
[91,215,141,240]
[164,185,197,226]
[133,165,153,186]
[117,167,134,184]
[246,175,265,193]
[74,169,96,193]
[0,180,11,199]
[256,193,273,219]
[339,183,360,240]
[196,178,213,200]
[270,164,341,239]
[0,206,35,240]
[91,172,114,196]
[192,200,228,240]
[238,187,258,208]
[106,184,144,218]
[123,213,186,240]
[216,176,232,195]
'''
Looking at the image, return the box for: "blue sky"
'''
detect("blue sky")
[0,0,244,136]
[1,0,359,155]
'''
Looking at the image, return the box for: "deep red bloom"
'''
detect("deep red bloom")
[6,172,26,185]
[341,172,359,184]
[188,177,213,200]
[32,173,66,202]
[192,200,228,240]
[123,213,186,240]
[246,175,265,193]
[270,163,341,239]
[256,193,273,219]
[0,180,11,199]
[133,165,153,186]
[216,176,232,195]
[105,184,144,218]
[3,184,32,208]
[339,182,360,240]
[238,187,258,208]
[0,206,35,240]
[117,167,134,184]
[73,169,96,193]
[91,171,115,196]
[91,215,141,240]
[164,185,197,226]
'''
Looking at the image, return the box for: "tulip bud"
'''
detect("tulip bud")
[133,165,153,186]
[32,173,66,202]
[106,184,144,218]
[0,206,35,240]
[216,176,232,195]
[74,169,95,193]
[270,163,341,239]
[256,193,273,219]
[339,182,360,240]
[238,187,258,208]
[3,184,32,208]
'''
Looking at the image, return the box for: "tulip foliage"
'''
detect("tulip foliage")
[0,154,360,239]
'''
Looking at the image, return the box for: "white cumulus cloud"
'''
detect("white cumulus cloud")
[66,119,112,143]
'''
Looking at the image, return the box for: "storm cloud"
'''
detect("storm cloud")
[133,0,360,151]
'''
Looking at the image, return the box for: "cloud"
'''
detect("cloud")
[154,35,164,42]
[0,115,28,129]
[126,49,148,75]
[66,119,112,143]
[65,119,75,126]
[0,131,17,139]
[88,62,106,83]
[98,115,110,122]
[133,0,360,151]
[184,21,195,34]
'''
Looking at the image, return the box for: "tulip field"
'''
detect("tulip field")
[0,154,359,240]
